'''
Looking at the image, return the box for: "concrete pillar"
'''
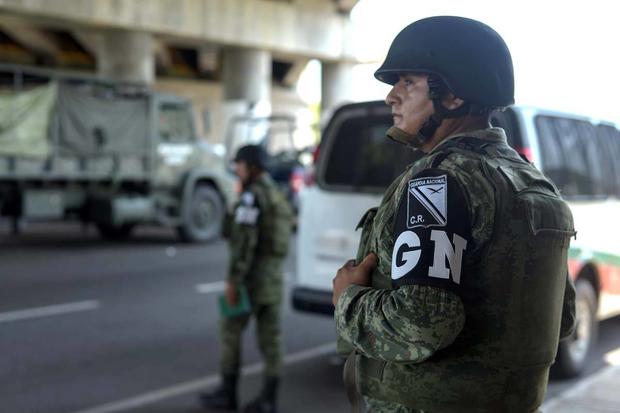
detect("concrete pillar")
[220,47,272,151]
[222,47,272,113]
[97,30,154,84]
[321,61,354,113]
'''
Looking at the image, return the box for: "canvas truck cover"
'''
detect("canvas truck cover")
[56,83,150,157]
[0,82,56,158]
[0,82,150,159]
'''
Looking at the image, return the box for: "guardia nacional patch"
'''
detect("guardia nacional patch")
[234,190,260,226]
[407,174,448,228]
[241,192,255,206]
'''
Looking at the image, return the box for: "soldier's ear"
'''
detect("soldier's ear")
[442,93,465,111]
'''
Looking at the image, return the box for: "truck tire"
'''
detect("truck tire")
[177,184,224,243]
[551,279,598,379]
[96,223,135,241]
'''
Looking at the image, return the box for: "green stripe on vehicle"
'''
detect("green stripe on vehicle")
[569,247,620,267]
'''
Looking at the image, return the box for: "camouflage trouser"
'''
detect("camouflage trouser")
[220,301,282,377]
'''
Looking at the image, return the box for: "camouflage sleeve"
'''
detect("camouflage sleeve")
[559,272,577,340]
[335,283,465,363]
[227,190,261,285]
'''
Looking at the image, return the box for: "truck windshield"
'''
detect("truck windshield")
[159,103,193,143]
[318,102,421,194]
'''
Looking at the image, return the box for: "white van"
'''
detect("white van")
[293,101,421,314]
[292,100,620,377]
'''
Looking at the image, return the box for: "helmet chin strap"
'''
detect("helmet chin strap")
[384,106,446,150]
[386,75,470,149]
[385,125,427,148]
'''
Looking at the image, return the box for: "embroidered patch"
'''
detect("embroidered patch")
[241,192,255,206]
[234,205,259,225]
[407,174,448,229]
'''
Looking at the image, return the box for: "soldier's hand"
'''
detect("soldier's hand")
[332,253,377,306]
[225,281,238,307]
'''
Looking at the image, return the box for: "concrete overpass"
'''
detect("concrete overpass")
[0,0,363,142]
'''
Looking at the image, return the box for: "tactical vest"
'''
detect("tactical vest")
[254,176,293,257]
[354,136,575,412]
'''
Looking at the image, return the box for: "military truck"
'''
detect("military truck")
[0,64,236,242]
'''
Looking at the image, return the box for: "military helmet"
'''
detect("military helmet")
[375,16,514,109]
[234,144,268,169]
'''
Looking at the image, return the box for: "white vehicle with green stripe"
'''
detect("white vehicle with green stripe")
[491,106,620,377]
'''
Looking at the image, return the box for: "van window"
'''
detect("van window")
[535,116,567,189]
[535,115,609,198]
[597,125,620,197]
[575,121,606,196]
[319,104,421,193]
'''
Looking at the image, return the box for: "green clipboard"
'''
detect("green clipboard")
[218,286,251,318]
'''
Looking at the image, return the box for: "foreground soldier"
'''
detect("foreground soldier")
[332,16,577,413]
[200,145,293,413]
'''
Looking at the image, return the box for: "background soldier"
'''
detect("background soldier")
[200,145,293,413]
[332,16,577,413]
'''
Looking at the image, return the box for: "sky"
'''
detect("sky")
[298,0,620,124]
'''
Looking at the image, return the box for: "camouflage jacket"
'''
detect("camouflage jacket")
[335,128,576,412]
[228,173,293,304]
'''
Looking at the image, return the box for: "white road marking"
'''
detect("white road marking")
[69,342,337,413]
[0,300,100,324]
[196,275,296,294]
[195,281,227,294]
[604,346,620,365]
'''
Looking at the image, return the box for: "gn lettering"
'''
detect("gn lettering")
[391,230,467,283]
[235,206,259,225]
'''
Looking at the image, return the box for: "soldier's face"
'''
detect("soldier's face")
[385,73,434,135]
[235,161,250,185]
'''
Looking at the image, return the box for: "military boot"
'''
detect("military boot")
[199,374,238,411]
[243,376,279,413]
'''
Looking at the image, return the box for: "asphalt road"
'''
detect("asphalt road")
[1,223,619,413]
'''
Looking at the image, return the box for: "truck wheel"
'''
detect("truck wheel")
[177,184,224,243]
[551,279,598,379]
[96,223,135,241]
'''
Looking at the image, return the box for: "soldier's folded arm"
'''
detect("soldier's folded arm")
[335,283,465,363]
[336,168,491,363]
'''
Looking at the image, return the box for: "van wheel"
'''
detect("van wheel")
[97,223,135,241]
[177,184,224,243]
[551,279,598,379]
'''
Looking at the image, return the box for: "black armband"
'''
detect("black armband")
[391,169,472,292]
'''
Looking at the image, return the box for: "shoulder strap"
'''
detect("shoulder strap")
[249,181,268,213]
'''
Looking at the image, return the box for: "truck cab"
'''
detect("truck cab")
[0,64,235,242]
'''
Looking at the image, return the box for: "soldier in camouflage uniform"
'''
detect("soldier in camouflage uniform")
[332,17,577,413]
[200,145,293,413]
